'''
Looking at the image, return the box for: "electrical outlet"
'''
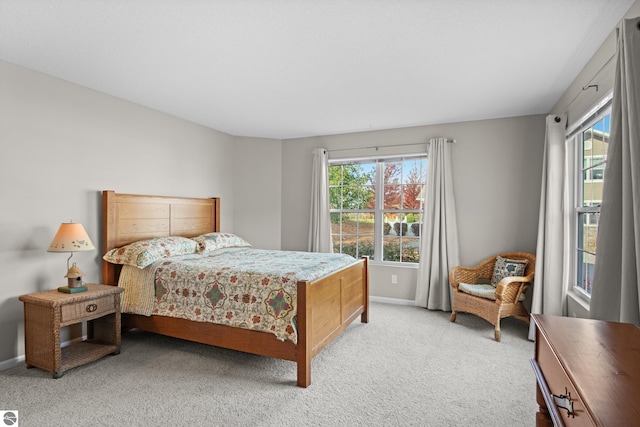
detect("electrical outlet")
[391,275,398,284]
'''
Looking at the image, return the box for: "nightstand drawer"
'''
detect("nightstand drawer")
[61,295,115,324]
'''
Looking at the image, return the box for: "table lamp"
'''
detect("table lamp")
[48,222,96,293]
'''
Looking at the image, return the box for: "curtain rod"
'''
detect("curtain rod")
[327,138,456,153]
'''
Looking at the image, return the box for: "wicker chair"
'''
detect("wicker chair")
[449,252,536,342]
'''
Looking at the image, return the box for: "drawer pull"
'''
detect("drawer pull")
[553,388,575,418]
[86,304,98,313]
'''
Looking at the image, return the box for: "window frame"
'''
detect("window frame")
[328,153,427,266]
[571,95,612,301]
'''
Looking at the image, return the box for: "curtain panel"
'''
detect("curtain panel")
[528,114,572,340]
[308,148,333,253]
[590,17,640,324]
[415,137,459,311]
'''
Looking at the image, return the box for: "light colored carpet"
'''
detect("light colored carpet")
[1,302,537,426]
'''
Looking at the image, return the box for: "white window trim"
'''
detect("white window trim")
[329,154,427,266]
[570,93,612,301]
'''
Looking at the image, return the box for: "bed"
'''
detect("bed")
[101,190,369,387]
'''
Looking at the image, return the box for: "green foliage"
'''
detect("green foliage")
[334,240,419,263]
[330,212,341,225]
[399,246,420,263]
[329,164,374,210]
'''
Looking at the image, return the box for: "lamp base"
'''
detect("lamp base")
[57,285,88,293]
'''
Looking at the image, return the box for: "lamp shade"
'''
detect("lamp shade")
[47,223,96,253]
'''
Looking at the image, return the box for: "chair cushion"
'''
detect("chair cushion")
[491,256,528,286]
[458,283,526,301]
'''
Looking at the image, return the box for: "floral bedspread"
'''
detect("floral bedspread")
[137,248,356,343]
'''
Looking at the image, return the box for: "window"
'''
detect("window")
[329,155,427,264]
[583,155,605,181]
[574,103,610,297]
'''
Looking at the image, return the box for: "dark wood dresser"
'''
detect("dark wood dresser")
[531,314,640,426]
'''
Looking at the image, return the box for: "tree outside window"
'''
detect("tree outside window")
[329,156,427,264]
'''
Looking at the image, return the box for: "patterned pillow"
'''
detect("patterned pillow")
[193,232,252,255]
[491,256,528,286]
[103,236,198,268]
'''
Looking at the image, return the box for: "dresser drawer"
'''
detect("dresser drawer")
[61,295,116,324]
[537,333,592,426]
[533,314,640,427]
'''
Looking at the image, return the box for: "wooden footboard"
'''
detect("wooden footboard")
[297,256,369,386]
[122,258,369,387]
[116,257,368,387]
[101,190,369,387]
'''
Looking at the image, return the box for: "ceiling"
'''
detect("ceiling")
[0,1,635,139]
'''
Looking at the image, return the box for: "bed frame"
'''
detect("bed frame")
[101,190,369,387]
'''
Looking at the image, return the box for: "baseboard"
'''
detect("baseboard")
[0,354,25,372]
[0,335,85,372]
[370,296,415,306]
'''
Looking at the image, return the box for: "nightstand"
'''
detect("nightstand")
[19,284,124,378]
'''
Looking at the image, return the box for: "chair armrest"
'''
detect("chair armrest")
[449,266,481,290]
[449,256,497,288]
[495,275,532,302]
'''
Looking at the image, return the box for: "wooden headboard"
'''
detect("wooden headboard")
[101,190,220,285]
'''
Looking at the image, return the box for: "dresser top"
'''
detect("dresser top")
[19,284,123,307]
[533,314,640,425]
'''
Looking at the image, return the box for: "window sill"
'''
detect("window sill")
[567,290,591,318]
[369,261,419,269]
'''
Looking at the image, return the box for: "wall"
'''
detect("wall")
[232,137,282,249]
[281,115,546,302]
[0,60,244,366]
